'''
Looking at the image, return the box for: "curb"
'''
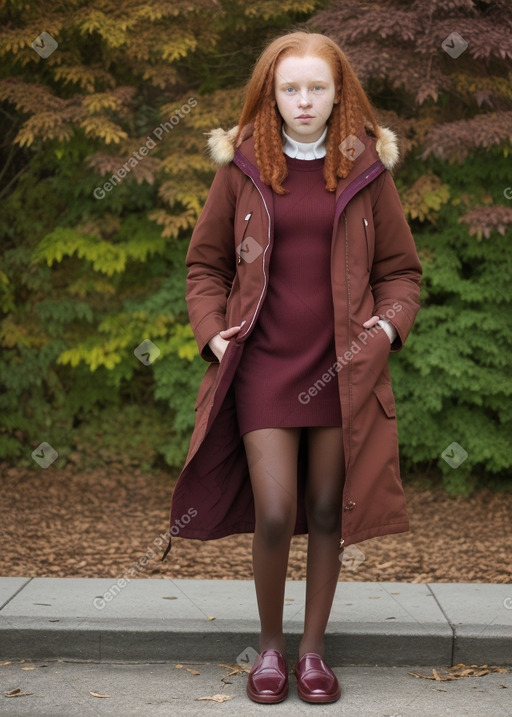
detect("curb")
[1,578,511,666]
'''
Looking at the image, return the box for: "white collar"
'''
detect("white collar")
[282,126,327,159]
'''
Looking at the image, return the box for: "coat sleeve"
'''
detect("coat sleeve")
[369,170,422,352]
[185,164,238,361]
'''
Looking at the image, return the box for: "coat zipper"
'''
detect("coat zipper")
[237,212,253,265]
[238,179,271,340]
[339,210,352,551]
[333,161,385,225]
[362,217,370,273]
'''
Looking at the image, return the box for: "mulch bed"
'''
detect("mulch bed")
[1,462,511,583]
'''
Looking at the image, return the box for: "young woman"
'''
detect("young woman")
[162,30,422,704]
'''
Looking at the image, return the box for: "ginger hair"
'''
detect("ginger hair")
[235,31,381,194]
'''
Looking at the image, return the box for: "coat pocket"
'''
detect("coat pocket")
[373,382,396,418]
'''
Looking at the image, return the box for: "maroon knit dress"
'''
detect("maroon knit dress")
[233,155,342,436]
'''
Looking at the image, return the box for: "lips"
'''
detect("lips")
[296,115,314,119]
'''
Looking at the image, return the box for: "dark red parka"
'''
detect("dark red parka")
[162,122,422,561]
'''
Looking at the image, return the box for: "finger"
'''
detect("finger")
[362,315,380,328]
[220,325,242,338]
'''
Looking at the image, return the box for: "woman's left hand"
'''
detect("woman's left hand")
[363,315,381,329]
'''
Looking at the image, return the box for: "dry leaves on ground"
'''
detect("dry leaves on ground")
[409,664,509,681]
[196,694,234,702]
[1,463,511,583]
[4,688,34,697]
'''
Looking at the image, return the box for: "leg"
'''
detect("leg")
[243,427,301,654]
[299,426,345,658]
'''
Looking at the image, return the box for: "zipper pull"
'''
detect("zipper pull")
[238,213,253,264]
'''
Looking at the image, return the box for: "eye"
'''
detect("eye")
[312,85,325,92]
[285,86,295,93]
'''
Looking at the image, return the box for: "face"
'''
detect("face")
[273,54,337,143]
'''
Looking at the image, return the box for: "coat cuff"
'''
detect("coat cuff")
[194,312,226,362]
[376,319,397,344]
[375,304,414,353]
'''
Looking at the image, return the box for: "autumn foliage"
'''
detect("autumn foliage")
[0,0,511,492]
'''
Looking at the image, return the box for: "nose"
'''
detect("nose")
[297,92,312,108]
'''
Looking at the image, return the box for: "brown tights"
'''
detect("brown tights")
[242,426,345,659]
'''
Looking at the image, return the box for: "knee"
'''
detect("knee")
[307,499,340,535]
[256,509,295,547]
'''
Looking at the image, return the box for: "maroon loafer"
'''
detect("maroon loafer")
[246,649,289,703]
[294,652,341,703]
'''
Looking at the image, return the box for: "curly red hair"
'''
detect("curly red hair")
[235,31,381,194]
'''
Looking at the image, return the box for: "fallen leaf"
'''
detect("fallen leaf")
[21,666,36,670]
[162,596,178,600]
[218,663,245,675]
[196,694,234,702]
[408,664,509,681]
[175,664,183,669]
[89,692,111,698]
[4,688,34,697]
[0,661,12,666]
[186,668,200,675]
[221,665,246,678]
[207,616,215,620]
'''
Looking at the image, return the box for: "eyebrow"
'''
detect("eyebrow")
[277,79,328,86]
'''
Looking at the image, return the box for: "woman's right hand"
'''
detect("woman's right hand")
[208,324,243,362]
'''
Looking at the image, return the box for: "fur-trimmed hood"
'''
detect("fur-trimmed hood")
[206,123,400,171]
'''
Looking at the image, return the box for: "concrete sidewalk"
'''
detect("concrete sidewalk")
[1,660,511,716]
[1,578,511,667]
